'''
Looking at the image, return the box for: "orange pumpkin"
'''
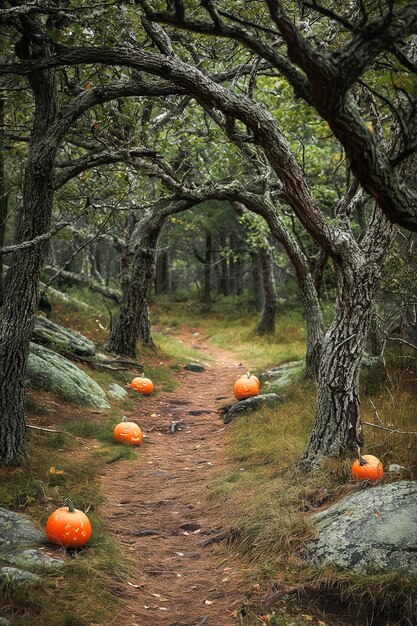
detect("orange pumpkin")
[113,416,143,445]
[45,500,92,549]
[131,374,154,395]
[234,371,260,401]
[351,453,383,481]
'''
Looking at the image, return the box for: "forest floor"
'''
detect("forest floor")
[102,327,252,626]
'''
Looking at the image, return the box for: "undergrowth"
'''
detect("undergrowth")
[0,430,130,625]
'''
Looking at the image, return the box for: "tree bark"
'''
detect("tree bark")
[104,224,160,357]
[155,248,170,294]
[0,27,57,465]
[138,303,156,349]
[256,244,277,334]
[300,212,396,464]
[0,96,7,307]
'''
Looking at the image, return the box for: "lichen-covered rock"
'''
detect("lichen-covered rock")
[0,508,65,595]
[32,315,95,356]
[184,363,206,372]
[224,393,284,424]
[0,566,41,585]
[27,343,110,409]
[259,361,305,393]
[0,507,45,550]
[2,549,65,573]
[108,383,128,400]
[306,481,417,574]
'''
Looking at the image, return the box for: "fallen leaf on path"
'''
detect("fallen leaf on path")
[127,582,140,588]
[175,552,184,556]
[204,600,213,605]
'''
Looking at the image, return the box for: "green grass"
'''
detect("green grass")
[153,299,306,372]
[153,330,210,368]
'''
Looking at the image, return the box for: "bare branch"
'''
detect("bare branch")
[54,147,159,188]
[0,220,72,256]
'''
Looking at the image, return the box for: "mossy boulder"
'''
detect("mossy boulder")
[259,361,305,393]
[305,481,417,574]
[32,315,95,357]
[108,383,128,400]
[27,343,110,409]
[0,507,65,588]
[224,393,284,424]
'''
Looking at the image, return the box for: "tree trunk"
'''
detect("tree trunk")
[256,244,277,334]
[155,248,170,294]
[0,35,57,464]
[138,303,156,349]
[104,225,160,357]
[300,212,396,464]
[0,96,8,307]
[202,231,212,303]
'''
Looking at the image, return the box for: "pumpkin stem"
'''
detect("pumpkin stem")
[246,371,251,379]
[357,445,367,466]
[121,416,127,422]
[64,498,75,513]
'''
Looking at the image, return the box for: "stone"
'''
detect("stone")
[184,363,206,372]
[0,507,45,550]
[32,315,96,357]
[27,343,110,409]
[305,481,417,575]
[107,383,129,400]
[388,464,406,473]
[2,548,65,572]
[0,566,41,585]
[224,393,284,424]
[259,361,305,392]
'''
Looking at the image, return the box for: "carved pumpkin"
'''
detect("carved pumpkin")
[45,500,92,549]
[351,453,383,481]
[234,371,260,401]
[131,374,154,395]
[113,416,143,445]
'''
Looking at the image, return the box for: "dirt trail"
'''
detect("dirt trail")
[102,328,251,626]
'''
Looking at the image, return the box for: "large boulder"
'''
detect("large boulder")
[27,343,110,409]
[0,507,45,551]
[32,316,95,357]
[0,507,65,587]
[305,481,417,575]
[223,393,284,424]
[259,361,305,393]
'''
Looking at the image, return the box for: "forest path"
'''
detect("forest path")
[102,328,251,626]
